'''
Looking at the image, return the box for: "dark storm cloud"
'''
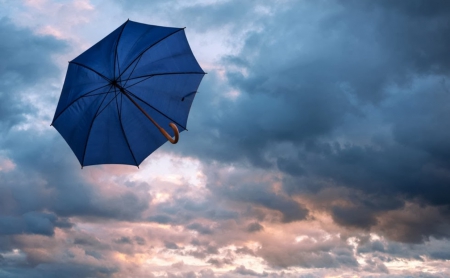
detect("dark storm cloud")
[114,0,261,31]
[0,132,153,278]
[4,0,450,276]
[183,0,450,165]
[145,191,240,229]
[258,243,358,269]
[148,214,174,224]
[0,17,66,130]
[226,186,308,223]
[113,235,146,246]
[0,16,150,224]
[247,222,264,233]
[374,204,450,243]
[207,257,234,268]
[198,165,309,223]
[176,1,264,32]
[165,241,180,249]
[183,242,221,260]
[0,212,71,236]
[429,250,450,260]
[233,266,268,277]
[0,17,74,242]
[157,0,450,241]
[110,0,450,250]
[0,264,118,278]
[145,158,309,230]
[73,233,103,247]
[1,131,151,221]
[0,18,156,277]
[186,222,214,235]
[331,206,378,229]
[355,233,450,271]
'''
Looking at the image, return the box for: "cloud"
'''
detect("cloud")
[158,0,450,244]
[0,17,66,131]
[186,222,214,235]
[0,16,155,276]
[3,0,450,277]
[0,212,71,236]
[232,265,268,277]
[165,241,181,250]
[247,222,264,233]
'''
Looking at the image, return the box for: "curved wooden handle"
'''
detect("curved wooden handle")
[158,123,179,144]
[119,89,180,144]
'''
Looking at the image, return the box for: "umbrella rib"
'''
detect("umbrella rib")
[124,88,187,130]
[117,28,185,80]
[93,90,121,119]
[114,19,129,79]
[81,85,115,166]
[51,83,111,125]
[123,72,206,89]
[123,75,153,89]
[80,91,111,98]
[121,55,142,88]
[181,91,197,101]
[70,61,112,83]
[115,89,139,167]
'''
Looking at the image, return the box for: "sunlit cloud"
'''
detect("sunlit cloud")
[2,0,450,277]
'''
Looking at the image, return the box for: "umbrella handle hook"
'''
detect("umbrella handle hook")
[120,89,180,144]
[158,123,179,144]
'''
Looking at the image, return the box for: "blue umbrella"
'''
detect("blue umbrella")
[51,20,206,167]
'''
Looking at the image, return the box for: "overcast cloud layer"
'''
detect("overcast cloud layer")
[1,0,450,277]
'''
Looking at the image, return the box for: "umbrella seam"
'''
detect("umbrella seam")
[117,28,185,80]
[93,91,122,120]
[69,61,112,83]
[124,72,205,89]
[81,85,115,166]
[51,83,111,125]
[115,89,139,166]
[78,91,112,98]
[114,20,129,80]
[124,88,187,131]
[121,55,143,87]
[181,91,197,101]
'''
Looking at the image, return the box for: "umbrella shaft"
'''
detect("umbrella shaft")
[119,88,161,129]
[118,87,179,144]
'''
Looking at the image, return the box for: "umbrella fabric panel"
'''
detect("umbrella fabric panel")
[116,21,180,77]
[123,74,204,129]
[71,22,126,79]
[119,30,204,82]
[53,63,109,121]
[82,90,137,166]
[52,89,114,164]
[119,94,179,164]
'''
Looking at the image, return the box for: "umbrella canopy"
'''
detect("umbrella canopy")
[51,20,206,167]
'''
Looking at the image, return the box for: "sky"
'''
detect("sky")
[1,0,450,277]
